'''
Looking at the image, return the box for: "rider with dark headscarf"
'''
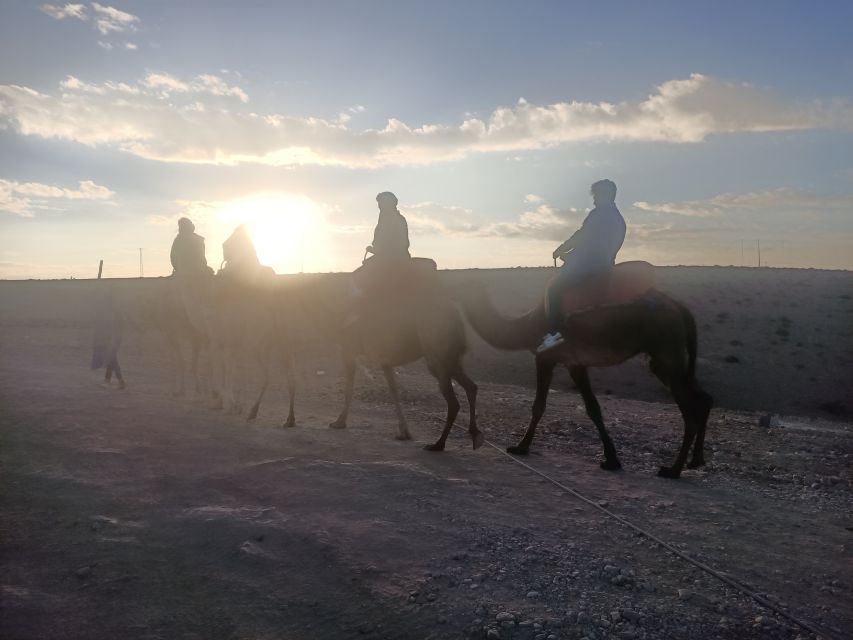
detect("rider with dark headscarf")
[366,191,411,261]
[170,217,209,277]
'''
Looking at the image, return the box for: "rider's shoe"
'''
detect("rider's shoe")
[536,332,565,353]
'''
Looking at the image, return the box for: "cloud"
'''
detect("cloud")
[405,200,582,241]
[406,202,480,234]
[634,188,853,217]
[143,72,249,103]
[2,73,852,168]
[524,194,543,204]
[91,2,139,35]
[0,178,115,217]
[481,204,583,241]
[39,3,86,20]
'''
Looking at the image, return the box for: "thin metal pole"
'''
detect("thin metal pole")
[139,248,144,278]
[97,259,103,279]
[757,239,761,268]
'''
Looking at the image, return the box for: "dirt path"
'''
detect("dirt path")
[1,325,851,640]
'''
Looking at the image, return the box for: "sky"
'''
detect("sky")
[1,0,852,278]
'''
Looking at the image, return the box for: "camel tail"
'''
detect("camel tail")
[677,301,698,380]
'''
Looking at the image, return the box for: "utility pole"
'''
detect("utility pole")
[139,248,144,278]
[757,239,761,268]
[740,240,744,266]
[97,259,103,279]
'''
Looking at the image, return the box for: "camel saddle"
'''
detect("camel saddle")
[353,256,439,299]
[559,260,656,315]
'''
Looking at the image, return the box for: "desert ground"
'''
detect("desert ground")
[1,266,851,640]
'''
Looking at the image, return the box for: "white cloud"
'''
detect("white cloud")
[524,194,543,204]
[1,73,851,168]
[39,3,86,20]
[125,42,137,50]
[0,178,114,217]
[97,41,113,50]
[142,72,249,103]
[634,188,853,217]
[404,200,583,241]
[91,2,139,35]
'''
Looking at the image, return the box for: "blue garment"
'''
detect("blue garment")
[561,204,625,273]
[547,204,626,330]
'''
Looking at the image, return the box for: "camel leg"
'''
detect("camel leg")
[281,348,297,429]
[650,358,697,479]
[424,370,460,452]
[658,378,698,478]
[209,344,224,410]
[686,384,713,469]
[381,365,412,441]
[330,352,356,429]
[246,347,269,422]
[452,365,482,450]
[165,333,185,396]
[189,337,201,396]
[569,365,620,471]
[508,358,556,455]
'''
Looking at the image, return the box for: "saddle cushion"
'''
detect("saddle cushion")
[353,257,438,297]
[560,261,656,315]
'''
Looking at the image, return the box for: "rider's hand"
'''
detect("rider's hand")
[552,249,563,261]
[365,245,374,254]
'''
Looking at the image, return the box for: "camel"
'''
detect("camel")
[452,280,713,478]
[299,270,484,451]
[174,267,297,427]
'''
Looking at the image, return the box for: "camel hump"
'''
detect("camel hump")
[354,256,440,300]
[561,261,656,315]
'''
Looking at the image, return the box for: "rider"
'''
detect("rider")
[366,191,411,262]
[220,224,262,282]
[170,217,209,277]
[344,192,412,325]
[538,179,626,352]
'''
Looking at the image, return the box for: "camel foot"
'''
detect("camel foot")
[687,456,705,469]
[117,381,126,390]
[470,431,485,450]
[246,406,259,421]
[329,419,347,429]
[600,459,622,471]
[507,445,529,455]
[282,416,296,429]
[424,442,445,452]
[395,432,412,441]
[657,466,682,479]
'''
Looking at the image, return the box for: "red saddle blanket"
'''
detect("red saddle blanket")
[353,257,439,298]
[559,261,656,315]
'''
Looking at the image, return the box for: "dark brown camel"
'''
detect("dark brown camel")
[299,273,484,451]
[453,283,712,478]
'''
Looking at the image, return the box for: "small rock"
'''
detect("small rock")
[74,566,93,580]
[620,609,640,623]
[577,612,591,625]
[496,612,515,623]
[677,588,693,601]
[527,590,541,599]
[486,629,501,640]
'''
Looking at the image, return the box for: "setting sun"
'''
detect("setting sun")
[216,194,328,274]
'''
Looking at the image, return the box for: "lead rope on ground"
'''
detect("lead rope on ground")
[429,416,841,640]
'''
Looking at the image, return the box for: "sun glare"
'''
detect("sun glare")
[216,194,328,273]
